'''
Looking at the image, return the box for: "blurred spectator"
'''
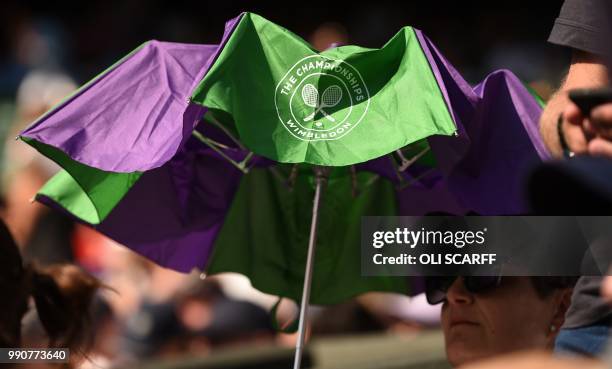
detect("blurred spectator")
[311,300,387,336]
[0,11,70,97]
[0,217,103,365]
[2,70,76,266]
[310,22,349,51]
[175,279,225,334]
[192,298,275,348]
[119,279,276,363]
[177,280,275,351]
[77,296,119,369]
[120,301,185,362]
[358,292,442,329]
[310,292,442,337]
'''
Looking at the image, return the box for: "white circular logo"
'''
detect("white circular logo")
[274,55,370,141]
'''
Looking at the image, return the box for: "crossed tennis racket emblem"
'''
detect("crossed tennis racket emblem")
[301,83,342,126]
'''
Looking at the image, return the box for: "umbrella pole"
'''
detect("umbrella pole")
[293,167,327,369]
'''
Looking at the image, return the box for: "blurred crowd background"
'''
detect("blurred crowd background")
[0,1,569,368]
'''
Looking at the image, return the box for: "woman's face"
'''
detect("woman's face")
[441,277,566,367]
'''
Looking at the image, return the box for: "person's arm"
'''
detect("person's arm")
[539,50,609,158]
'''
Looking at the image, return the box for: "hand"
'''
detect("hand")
[602,275,612,304]
[588,103,612,157]
[561,102,589,155]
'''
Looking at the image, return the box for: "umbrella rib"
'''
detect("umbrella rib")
[397,167,437,191]
[239,152,254,169]
[397,145,431,172]
[392,145,432,187]
[268,166,288,184]
[288,164,299,190]
[197,135,231,150]
[191,130,250,174]
[293,166,327,369]
[204,112,247,150]
[350,165,359,197]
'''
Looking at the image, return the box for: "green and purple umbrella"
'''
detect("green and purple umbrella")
[19,13,547,367]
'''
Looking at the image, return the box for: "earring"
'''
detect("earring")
[550,325,557,332]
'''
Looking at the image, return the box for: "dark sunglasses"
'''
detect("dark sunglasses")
[425,276,503,305]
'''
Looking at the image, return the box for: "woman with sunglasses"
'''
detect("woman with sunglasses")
[426,276,576,367]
